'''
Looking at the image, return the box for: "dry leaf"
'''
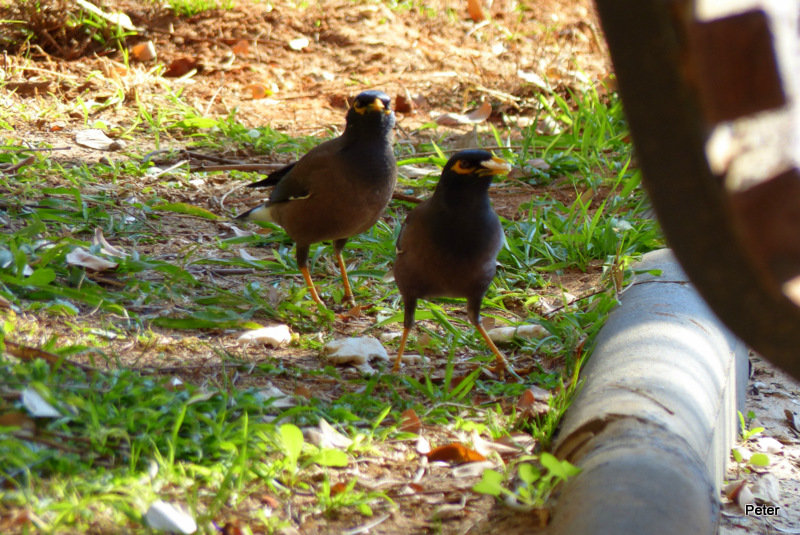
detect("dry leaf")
[751,473,781,505]
[724,479,747,501]
[736,484,755,511]
[93,228,127,258]
[144,501,197,534]
[260,494,280,508]
[131,41,156,62]
[517,69,549,90]
[164,377,185,392]
[231,39,250,55]
[244,83,270,100]
[74,129,125,151]
[0,411,35,430]
[426,443,486,464]
[395,93,414,114]
[289,37,310,50]
[434,100,492,126]
[66,247,118,271]
[75,0,138,31]
[237,325,293,347]
[488,324,548,343]
[164,57,198,78]
[220,520,244,535]
[294,385,312,399]
[330,482,349,496]
[21,387,60,418]
[451,460,494,478]
[305,418,353,449]
[255,384,295,408]
[399,408,422,433]
[322,336,389,374]
[337,304,366,321]
[467,0,485,22]
[785,409,800,432]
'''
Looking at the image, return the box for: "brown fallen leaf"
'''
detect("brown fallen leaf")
[336,304,366,322]
[220,519,244,535]
[243,83,270,100]
[0,411,35,430]
[723,479,747,501]
[231,39,250,55]
[164,57,198,78]
[467,0,485,22]
[399,408,422,433]
[330,482,349,496]
[426,443,486,464]
[131,41,156,62]
[259,494,280,508]
[394,93,414,114]
[785,408,800,432]
[294,385,312,399]
[517,389,552,420]
[4,340,95,372]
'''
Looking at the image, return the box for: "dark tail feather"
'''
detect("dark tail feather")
[247,162,295,188]
[234,205,258,220]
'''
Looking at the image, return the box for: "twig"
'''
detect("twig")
[190,163,283,173]
[4,340,98,373]
[149,159,189,179]
[181,151,246,164]
[392,191,423,204]
[2,146,71,152]
[1,156,34,174]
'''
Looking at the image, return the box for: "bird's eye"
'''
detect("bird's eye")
[451,160,476,174]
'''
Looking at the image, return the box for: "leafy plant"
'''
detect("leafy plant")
[738,410,764,441]
[473,452,581,507]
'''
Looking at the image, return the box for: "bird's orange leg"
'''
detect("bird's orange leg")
[392,327,410,373]
[300,266,326,307]
[474,322,509,379]
[335,251,355,304]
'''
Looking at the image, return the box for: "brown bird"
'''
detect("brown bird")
[236,90,397,306]
[392,149,512,376]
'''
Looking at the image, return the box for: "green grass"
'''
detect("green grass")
[0,84,663,532]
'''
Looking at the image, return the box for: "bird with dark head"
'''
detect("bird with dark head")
[392,149,512,377]
[236,90,397,307]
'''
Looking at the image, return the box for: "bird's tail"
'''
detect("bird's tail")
[234,204,275,223]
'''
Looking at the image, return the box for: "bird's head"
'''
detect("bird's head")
[439,150,511,193]
[345,90,395,136]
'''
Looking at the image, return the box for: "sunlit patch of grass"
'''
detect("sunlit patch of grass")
[157,0,237,17]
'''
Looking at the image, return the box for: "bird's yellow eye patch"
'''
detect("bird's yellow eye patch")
[451,160,475,174]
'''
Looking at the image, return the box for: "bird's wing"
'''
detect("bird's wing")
[267,138,342,205]
[246,162,296,188]
[396,202,428,255]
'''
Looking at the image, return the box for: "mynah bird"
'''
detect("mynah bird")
[236,90,397,306]
[392,149,511,376]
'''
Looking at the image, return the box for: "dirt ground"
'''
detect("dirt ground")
[2,0,799,533]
